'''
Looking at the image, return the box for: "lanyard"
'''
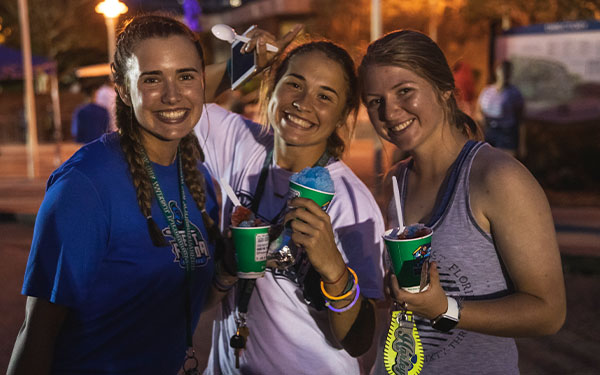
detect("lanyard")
[141,150,196,349]
[235,148,333,317]
[251,149,331,224]
[403,140,477,228]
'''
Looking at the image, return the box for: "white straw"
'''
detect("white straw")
[220,178,242,207]
[392,176,405,232]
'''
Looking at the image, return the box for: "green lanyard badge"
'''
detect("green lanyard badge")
[141,150,199,373]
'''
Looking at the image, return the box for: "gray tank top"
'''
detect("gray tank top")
[375,141,519,375]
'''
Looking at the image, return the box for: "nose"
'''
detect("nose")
[162,80,181,104]
[379,98,399,123]
[292,92,311,112]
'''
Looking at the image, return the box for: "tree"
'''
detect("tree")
[463,0,600,27]
[0,0,114,82]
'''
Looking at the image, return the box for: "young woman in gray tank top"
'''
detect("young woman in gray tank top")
[359,30,566,374]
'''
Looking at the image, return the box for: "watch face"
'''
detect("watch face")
[432,316,459,332]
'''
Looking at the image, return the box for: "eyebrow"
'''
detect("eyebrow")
[365,80,415,96]
[140,68,200,77]
[391,80,415,89]
[288,73,340,98]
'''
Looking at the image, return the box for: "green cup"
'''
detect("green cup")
[231,225,271,279]
[288,181,334,210]
[383,227,432,293]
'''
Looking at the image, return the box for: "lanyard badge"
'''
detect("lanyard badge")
[383,303,424,375]
[142,150,200,374]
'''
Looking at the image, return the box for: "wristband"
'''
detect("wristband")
[325,284,360,313]
[212,274,236,293]
[320,267,358,301]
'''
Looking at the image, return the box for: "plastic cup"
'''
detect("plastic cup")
[383,227,432,293]
[288,181,334,211]
[231,225,271,279]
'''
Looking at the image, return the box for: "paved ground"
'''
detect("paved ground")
[1,141,599,374]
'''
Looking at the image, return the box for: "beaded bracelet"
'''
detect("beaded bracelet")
[335,274,356,301]
[325,284,360,313]
[320,267,358,301]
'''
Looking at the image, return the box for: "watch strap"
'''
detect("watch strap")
[431,296,461,332]
[445,296,460,320]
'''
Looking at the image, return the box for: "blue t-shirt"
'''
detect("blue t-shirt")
[71,102,110,144]
[22,132,218,374]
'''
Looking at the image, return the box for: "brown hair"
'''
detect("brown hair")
[358,30,482,140]
[111,14,218,246]
[260,41,360,158]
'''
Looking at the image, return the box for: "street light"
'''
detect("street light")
[95,0,128,63]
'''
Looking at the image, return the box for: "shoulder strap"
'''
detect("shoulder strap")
[250,149,273,214]
[426,140,478,226]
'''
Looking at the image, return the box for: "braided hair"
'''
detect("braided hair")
[111,14,219,246]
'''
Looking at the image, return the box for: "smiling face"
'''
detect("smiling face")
[267,51,348,156]
[119,35,205,149]
[363,64,449,153]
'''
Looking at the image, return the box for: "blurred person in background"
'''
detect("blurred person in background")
[70,82,110,144]
[476,60,525,157]
[452,60,476,116]
[95,78,118,132]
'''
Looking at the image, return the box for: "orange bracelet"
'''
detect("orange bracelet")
[320,267,358,301]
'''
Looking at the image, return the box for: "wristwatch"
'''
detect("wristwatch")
[431,296,461,332]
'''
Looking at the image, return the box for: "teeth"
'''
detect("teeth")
[286,113,313,129]
[158,109,186,120]
[390,118,414,132]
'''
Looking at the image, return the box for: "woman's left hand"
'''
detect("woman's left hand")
[242,24,303,72]
[285,197,347,281]
[389,261,448,320]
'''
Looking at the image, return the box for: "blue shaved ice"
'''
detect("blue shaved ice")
[290,166,334,193]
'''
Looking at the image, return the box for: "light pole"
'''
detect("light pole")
[371,0,382,41]
[95,0,128,64]
[18,0,39,178]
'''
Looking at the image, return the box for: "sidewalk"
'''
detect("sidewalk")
[0,142,80,216]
